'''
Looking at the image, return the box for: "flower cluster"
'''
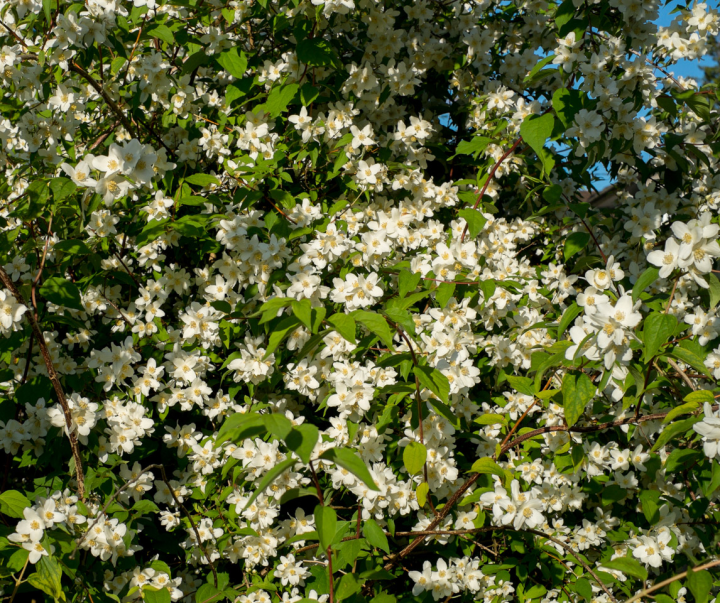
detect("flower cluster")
[0,0,719,600]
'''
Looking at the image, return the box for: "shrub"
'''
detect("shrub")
[0,0,719,602]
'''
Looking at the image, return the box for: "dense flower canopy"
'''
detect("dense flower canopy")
[0,0,719,601]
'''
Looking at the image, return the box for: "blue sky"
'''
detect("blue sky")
[658,1,714,82]
[589,1,715,190]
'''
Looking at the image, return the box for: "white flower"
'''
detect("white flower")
[647,238,681,278]
[693,402,720,460]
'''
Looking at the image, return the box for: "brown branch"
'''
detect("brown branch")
[666,357,696,391]
[390,321,437,515]
[579,217,607,263]
[67,62,138,139]
[501,403,719,453]
[0,266,85,499]
[71,463,218,587]
[624,558,720,603]
[382,402,719,572]
[297,526,616,601]
[88,120,121,152]
[460,137,523,243]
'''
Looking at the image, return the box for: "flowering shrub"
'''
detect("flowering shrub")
[1,0,720,601]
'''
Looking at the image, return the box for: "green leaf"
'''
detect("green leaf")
[665,448,703,473]
[39,276,83,311]
[506,375,536,396]
[684,390,714,404]
[554,0,576,29]
[632,266,659,302]
[264,83,299,117]
[185,173,220,187]
[263,413,293,440]
[651,416,701,452]
[435,282,455,309]
[354,310,395,349]
[53,239,91,255]
[564,232,590,261]
[670,345,711,377]
[49,177,76,201]
[285,424,319,464]
[384,307,415,336]
[687,568,713,603]
[132,500,159,514]
[573,577,592,602]
[398,270,421,297]
[337,539,363,569]
[144,587,172,603]
[327,313,356,343]
[319,448,379,491]
[557,303,581,339]
[663,401,701,424]
[403,441,427,475]
[363,518,390,554]
[181,50,210,74]
[601,484,626,507]
[474,413,508,426]
[413,365,450,404]
[552,88,583,128]
[27,556,64,600]
[0,490,31,518]
[524,54,556,82]
[315,505,337,551]
[195,583,224,603]
[216,412,266,445]
[561,372,595,427]
[455,136,491,156]
[643,312,677,361]
[684,94,712,122]
[257,297,294,323]
[638,490,661,524]
[43,0,51,22]
[520,113,555,158]
[480,279,496,302]
[291,299,313,330]
[458,208,487,238]
[216,47,247,78]
[416,482,429,507]
[701,460,720,497]
[470,457,505,478]
[297,38,337,67]
[147,24,175,44]
[335,573,363,601]
[600,557,648,581]
[707,273,720,309]
[264,315,301,357]
[242,457,296,511]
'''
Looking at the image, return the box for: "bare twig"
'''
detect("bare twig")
[666,357,697,391]
[624,558,720,603]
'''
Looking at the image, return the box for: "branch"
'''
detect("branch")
[67,62,138,139]
[0,266,85,499]
[460,136,523,243]
[666,357,696,391]
[299,526,617,602]
[72,463,218,587]
[624,558,720,603]
[500,403,719,453]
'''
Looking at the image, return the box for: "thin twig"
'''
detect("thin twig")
[624,558,720,603]
[460,137,523,243]
[0,266,85,499]
[666,357,696,391]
